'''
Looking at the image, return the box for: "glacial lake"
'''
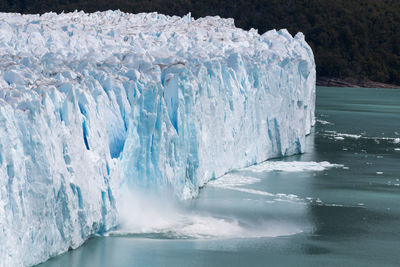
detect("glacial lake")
[39,86,400,267]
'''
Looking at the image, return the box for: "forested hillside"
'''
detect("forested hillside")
[1,0,399,85]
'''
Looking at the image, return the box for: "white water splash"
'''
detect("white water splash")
[113,160,338,240]
[112,189,302,239]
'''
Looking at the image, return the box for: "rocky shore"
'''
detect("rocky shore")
[317,77,400,89]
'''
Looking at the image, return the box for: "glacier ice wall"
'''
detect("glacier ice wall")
[0,11,315,266]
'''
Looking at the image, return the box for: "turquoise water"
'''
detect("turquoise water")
[39,87,400,267]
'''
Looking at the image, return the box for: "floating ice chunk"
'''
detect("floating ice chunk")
[316,119,334,125]
[208,174,261,187]
[324,131,400,144]
[326,132,362,140]
[334,136,345,140]
[244,161,343,173]
[336,133,362,139]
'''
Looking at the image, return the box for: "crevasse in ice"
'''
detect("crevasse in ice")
[0,11,315,266]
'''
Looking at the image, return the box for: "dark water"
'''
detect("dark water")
[39,87,400,267]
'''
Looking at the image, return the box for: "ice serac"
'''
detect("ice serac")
[0,11,315,266]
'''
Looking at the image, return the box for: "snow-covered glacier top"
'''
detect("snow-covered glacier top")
[0,11,315,266]
[0,11,308,65]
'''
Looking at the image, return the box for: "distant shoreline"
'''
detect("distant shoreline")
[317,77,400,89]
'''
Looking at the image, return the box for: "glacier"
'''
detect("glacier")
[0,10,315,266]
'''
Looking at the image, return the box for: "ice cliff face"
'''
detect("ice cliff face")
[0,11,315,266]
